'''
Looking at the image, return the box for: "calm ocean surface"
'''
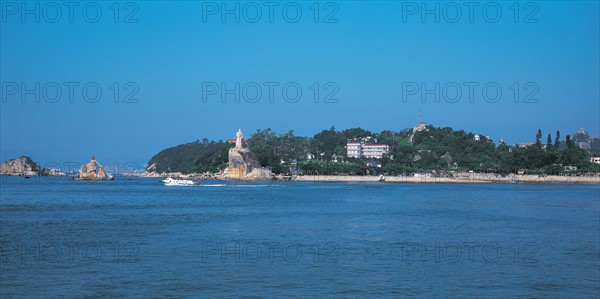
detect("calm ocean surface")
[1,176,599,298]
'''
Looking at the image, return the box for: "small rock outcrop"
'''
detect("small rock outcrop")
[1,156,45,176]
[0,156,66,176]
[223,129,273,180]
[441,152,453,164]
[223,147,272,180]
[146,163,157,173]
[79,156,114,180]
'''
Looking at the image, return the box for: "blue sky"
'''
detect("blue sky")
[1,1,599,168]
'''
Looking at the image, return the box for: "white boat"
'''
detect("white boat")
[161,177,198,186]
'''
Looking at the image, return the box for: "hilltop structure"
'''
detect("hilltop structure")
[408,121,428,144]
[223,129,272,180]
[570,128,600,150]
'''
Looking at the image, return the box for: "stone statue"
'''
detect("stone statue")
[235,129,244,149]
[224,128,273,180]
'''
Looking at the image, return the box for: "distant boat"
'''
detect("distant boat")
[161,177,198,186]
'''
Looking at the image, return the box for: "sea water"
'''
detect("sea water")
[1,176,599,297]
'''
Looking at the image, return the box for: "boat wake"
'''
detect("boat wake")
[199,184,284,188]
[231,184,283,188]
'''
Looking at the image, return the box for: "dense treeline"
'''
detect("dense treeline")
[147,126,600,175]
[148,140,232,173]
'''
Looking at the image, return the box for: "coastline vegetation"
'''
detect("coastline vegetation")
[147,126,600,176]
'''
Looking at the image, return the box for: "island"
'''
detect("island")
[142,125,600,183]
[0,156,65,176]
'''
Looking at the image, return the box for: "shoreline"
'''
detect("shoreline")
[131,172,600,184]
[293,174,600,184]
[5,173,597,184]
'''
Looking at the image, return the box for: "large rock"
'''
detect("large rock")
[79,156,113,180]
[223,148,272,180]
[441,152,453,164]
[1,156,46,176]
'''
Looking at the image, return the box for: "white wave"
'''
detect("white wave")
[230,184,283,188]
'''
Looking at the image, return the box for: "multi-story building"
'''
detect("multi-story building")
[362,144,390,159]
[346,142,362,158]
[515,143,534,148]
[346,142,389,159]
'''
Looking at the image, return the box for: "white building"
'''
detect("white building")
[346,142,389,159]
[346,142,362,158]
[515,143,534,148]
[590,157,600,164]
[362,144,390,159]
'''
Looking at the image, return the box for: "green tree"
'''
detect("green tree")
[535,129,542,146]
[561,145,587,167]
[148,141,233,173]
[147,126,597,176]
[247,128,279,168]
[312,126,344,160]
[341,127,372,140]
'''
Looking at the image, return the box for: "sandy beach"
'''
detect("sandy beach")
[137,171,600,184]
[293,174,600,184]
